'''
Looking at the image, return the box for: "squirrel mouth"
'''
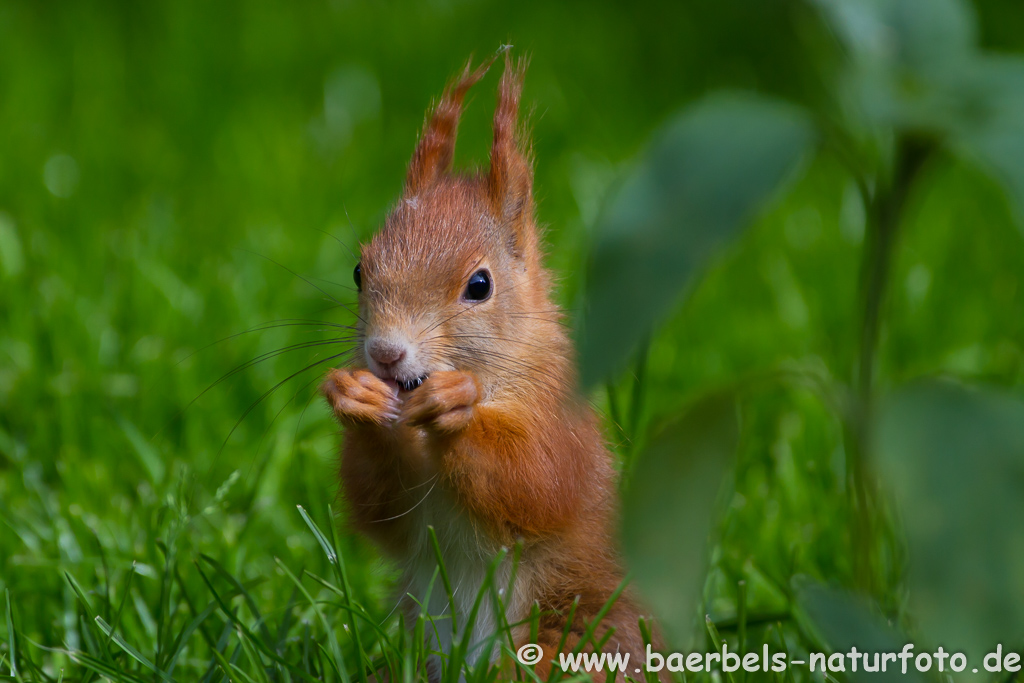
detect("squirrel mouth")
[396,375,427,392]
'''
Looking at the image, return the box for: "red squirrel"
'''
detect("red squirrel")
[321,53,656,680]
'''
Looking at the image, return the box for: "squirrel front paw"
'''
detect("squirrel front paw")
[321,368,400,426]
[401,370,479,433]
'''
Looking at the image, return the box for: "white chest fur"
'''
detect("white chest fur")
[398,486,521,671]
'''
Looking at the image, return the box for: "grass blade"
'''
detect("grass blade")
[236,625,272,683]
[296,504,336,564]
[197,554,273,644]
[5,589,15,678]
[302,504,370,683]
[67,649,152,683]
[94,615,172,682]
[428,526,458,635]
[104,563,137,654]
[272,557,351,683]
[325,504,372,681]
[194,561,325,683]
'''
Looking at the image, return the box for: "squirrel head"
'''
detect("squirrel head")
[354,53,570,399]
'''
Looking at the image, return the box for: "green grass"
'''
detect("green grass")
[4,0,1024,681]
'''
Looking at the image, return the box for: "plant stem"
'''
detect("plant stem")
[848,136,931,597]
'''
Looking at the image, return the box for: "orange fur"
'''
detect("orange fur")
[322,53,661,681]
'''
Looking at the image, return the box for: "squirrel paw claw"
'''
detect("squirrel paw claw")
[401,370,478,433]
[321,368,400,426]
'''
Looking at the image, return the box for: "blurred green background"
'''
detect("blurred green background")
[2,0,1024,680]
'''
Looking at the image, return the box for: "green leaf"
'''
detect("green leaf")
[875,380,1024,661]
[952,57,1024,230]
[578,94,814,386]
[817,0,1024,235]
[796,583,926,683]
[815,0,975,72]
[621,392,739,648]
[814,0,982,137]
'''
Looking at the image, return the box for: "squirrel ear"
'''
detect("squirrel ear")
[487,54,535,259]
[405,58,493,195]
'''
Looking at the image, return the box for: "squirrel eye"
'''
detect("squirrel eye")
[464,270,491,302]
[353,263,362,291]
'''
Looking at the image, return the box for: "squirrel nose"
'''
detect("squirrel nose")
[367,338,407,366]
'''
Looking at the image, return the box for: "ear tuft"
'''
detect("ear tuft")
[405,56,495,194]
[488,53,535,258]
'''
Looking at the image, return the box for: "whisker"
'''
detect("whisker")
[426,333,554,353]
[316,227,360,262]
[444,350,564,396]
[443,349,557,387]
[420,272,553,338]
[420,302,476,338]
[369,475,441,523]
[177,319,358,365]
[243,248,367,325]
[182,337,359,418]
[433,340,565,380]
[291,373,328,452]
[306,275,358,293]
[220,349,357,452]
[350,471,439,507]
[245,371,326,486]
[309,301,364,320]
[465,350,566,390]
